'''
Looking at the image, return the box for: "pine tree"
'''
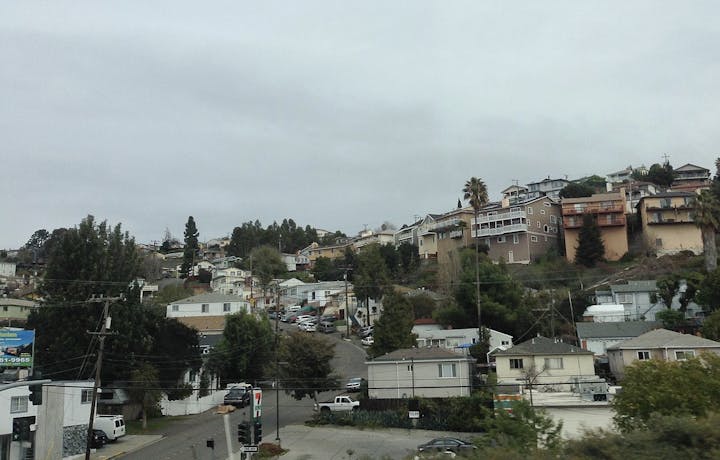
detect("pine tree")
[575,214,605,267]
[180,216,199,278]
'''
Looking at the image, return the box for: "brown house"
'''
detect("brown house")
[636,192,702,256]
[562,191,628,262]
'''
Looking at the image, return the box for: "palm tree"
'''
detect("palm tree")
[692,190,720,272]
[462,177,489,327]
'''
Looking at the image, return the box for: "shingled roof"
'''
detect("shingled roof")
[607,328,720,350]
[370,347,475,362]
[576,321,661,339]
[492,336,592,356]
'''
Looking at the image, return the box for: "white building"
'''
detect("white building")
[0,262,16,278]
[211,268,252,297]
[412,324,513,354]
[166,293,251,318]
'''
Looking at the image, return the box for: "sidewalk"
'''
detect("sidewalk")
[65,435,163,460]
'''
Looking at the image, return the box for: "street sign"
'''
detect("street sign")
[252,387,262,419]
[241,445,259,453]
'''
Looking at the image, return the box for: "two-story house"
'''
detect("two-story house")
[166,292,251,334]
[562,191,628,262]
[394,220,422,248]
[526,177,570,202]
[300,241,354,266]
[417,215,442,260]
[474,195,561,264]
[211,267,252,297]
[671,163,711,192]
[636,192,702,256]
[432,207,475,267]
[353,229,396,252]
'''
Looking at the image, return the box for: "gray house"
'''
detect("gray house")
[576,321,661,356]
[593,280,703,322]
[366,348,475,399]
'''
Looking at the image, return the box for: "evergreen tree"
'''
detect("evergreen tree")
[574,214,605,267]
[368,290,416,358]
[180,216,199,278]
[354,244,391,324]
[274,332,339,403]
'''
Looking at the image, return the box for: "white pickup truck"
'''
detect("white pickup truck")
[314,395,360,413]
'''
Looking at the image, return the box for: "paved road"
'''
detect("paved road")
[120,327,368,460]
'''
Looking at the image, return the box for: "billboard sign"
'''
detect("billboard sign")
[0,329,34,368]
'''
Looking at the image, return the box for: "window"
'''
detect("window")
[637,351,650,360]
[497,236,506,243]
[537,221,541,228]
[544,224,549,232]
[509,359,524,369]
[513,234,519,244]
[2,306,7,311]
[540,209,546,215]
[501,340,510,346]
[531,236,538,242]
[223,303,231,312]
[510,207,521,213]
[438,363,457,378]
[617,294,633,304]
[544,358,564,369]
[675,350,695,361]
[201,304,209,313]
[527,207,533,215]
[11,396,28,413]
[81,389,93,404]
[550,215,557,223]
[172,305,178,312]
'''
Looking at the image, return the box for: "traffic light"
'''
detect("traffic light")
[237,422,251,444]
[253,421,262,443]
[29,383,42,405]
[12,420,21,441]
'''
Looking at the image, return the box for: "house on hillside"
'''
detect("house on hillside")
[412,322,513,355]
[366,348,475,399]
[394,220,422,247]
[607,328,720,380]
[561,191,628,262]
[433,207,475,267]
[166,292,251,334]
[474,195,561,264]
[591,280,703,322]
[636,192,703,256]
[0,298,37,326]
[671,163,711,192]
[492,336,596,392]
[576,321,661,356]
[526,177,570,202]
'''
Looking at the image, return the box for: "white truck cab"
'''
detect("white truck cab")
[94,415,126,441]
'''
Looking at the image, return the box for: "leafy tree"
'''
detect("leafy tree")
[646,162,675,187]
[655,309,685,329]
[612,354,720,432]
[128,362,162,429]
[696,268,720,311]
[702,310,720,340]
[463,176,489,329]
[378,243,400,278]
[207,311,274,384]
[151,284,193,306]
[397,243,419,273]
[574,214,605,267]
[478,400,563,453]
[180,216,199,278]
[656,275,680,308]
[559,182,594,199]
[368,290,416,358]
[354,244,391,323]
[275,332,339,404]
[692,190,720,272]
[407,293,436,319]
[248,245,286,301]
[679,272,703,312]
[579,174,607,190]
[312,257,341,281]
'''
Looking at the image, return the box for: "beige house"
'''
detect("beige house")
[607,328,720,381]
[300,241,353,265]
[417,215,440,260]
[636,192,702,256]
[367,348,475,399]
[475,195,561,264]
[562,191,628,262]
[492,336,596,391]
[0,298,37,326]
[433,207,475,267]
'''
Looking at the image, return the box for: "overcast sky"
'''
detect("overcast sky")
[2,1,719,249]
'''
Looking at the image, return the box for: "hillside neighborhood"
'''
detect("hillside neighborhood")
[3,160,720,459]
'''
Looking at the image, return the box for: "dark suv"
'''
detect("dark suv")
[224,385,251,407]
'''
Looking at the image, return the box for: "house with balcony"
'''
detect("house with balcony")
[211,267,252,297]
[671,163,711,192]
[472,195,561,264]
[432,207,475,267]
[417,214,442,259]
[526,177,570,202]
[300,241,354,266]
[353,229,396,252]
[394,220,422,248]
[608,181,660,213]
[561,191,628,262]
[636,192,702,256]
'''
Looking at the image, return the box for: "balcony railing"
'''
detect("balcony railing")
[475,210,526,224]
[562,203,624,215]
[563,215,626,228]
[429,218,464,231]
[648,218,695,225]
[473,223,528,237]
[449,229,464,239]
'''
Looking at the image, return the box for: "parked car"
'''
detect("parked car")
[293,314,313,324]
[417,438,477,454]
[304,323,317,332]
[90,429,108,448]
[361,335,374,346]
[359,325,374,338]
[317,321,336,333]
[93,415,126,441]
[297,320,316,331]
[345,377,365,392]
[314,395,360,413]
[224,384,252,407]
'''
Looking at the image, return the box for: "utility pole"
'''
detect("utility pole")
[275,286,281,444]
[84,296,119,460]
[344,269,350,337]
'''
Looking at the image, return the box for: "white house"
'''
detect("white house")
[211,268,252,297]
[592,280,704,322]
[166,293,251,318]
[412,323,513,354]
[367,348,475,399]
[492,336,597,392]
[0,262,16,278]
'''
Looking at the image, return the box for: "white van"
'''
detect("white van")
[94,415,126,441]
[286,305,302,313]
